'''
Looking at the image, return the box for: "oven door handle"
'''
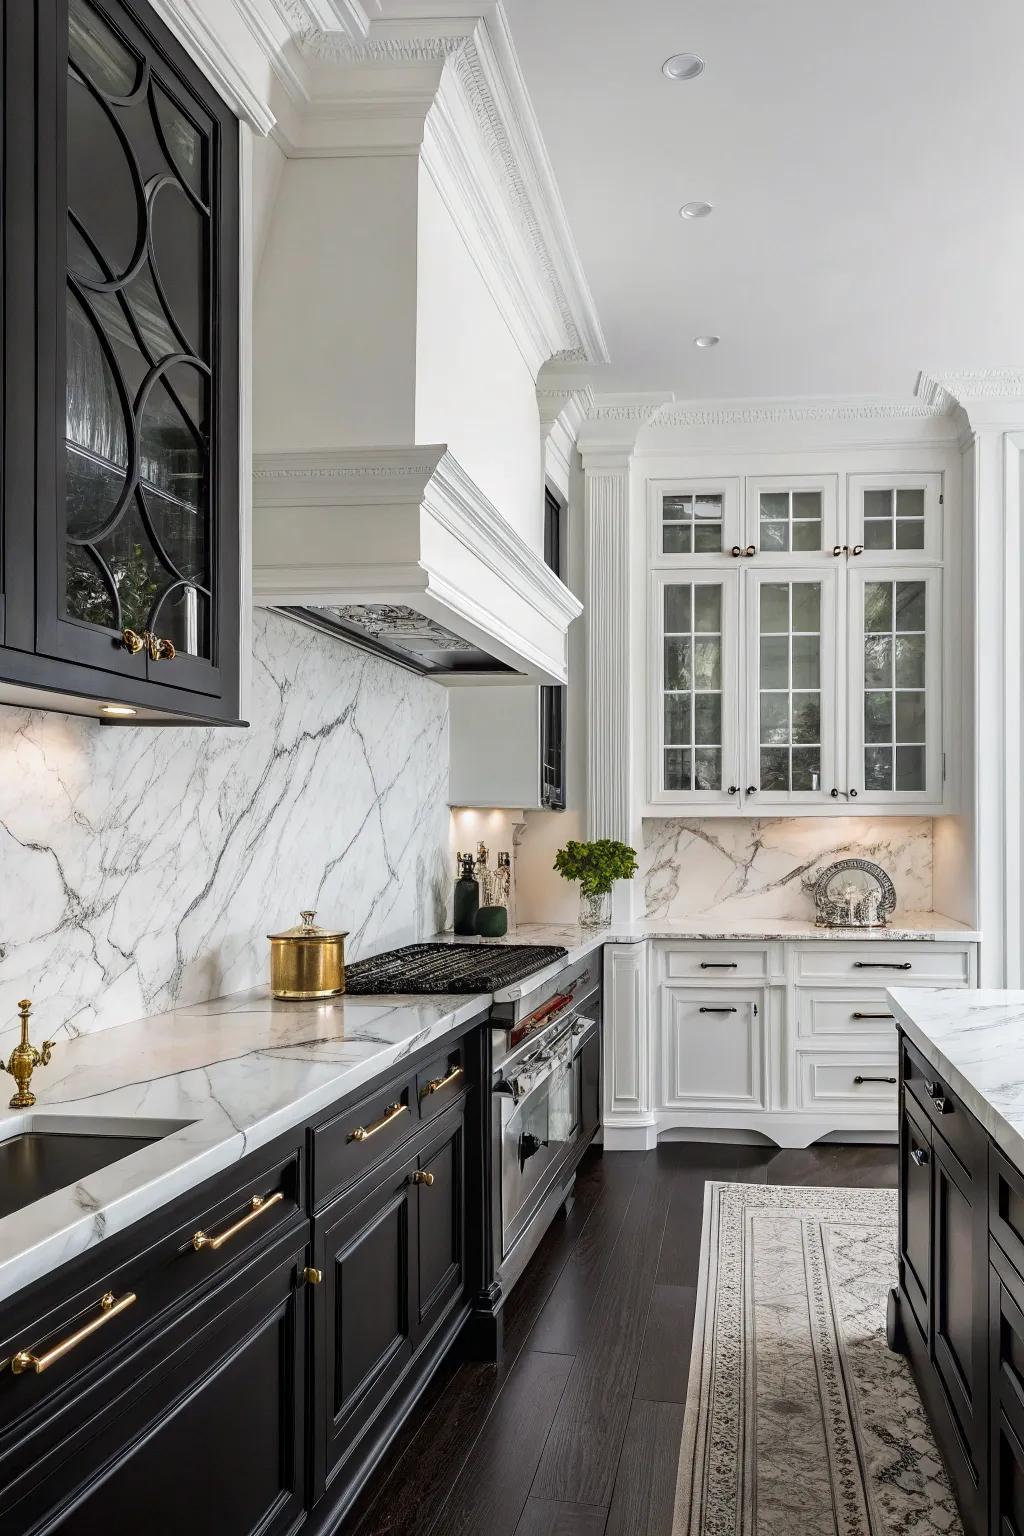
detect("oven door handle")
[518,1130,548,1169]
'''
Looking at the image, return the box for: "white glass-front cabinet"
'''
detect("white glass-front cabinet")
[647,473,948,813]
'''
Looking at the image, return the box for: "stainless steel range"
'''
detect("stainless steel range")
[489,953,601,1293]
[345,941,603,1304]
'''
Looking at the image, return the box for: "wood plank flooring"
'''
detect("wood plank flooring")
[339,1139,897,1536]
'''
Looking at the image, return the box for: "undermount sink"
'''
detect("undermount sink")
[0,1116,188,1221]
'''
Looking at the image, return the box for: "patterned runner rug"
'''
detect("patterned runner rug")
[672,1182,963,1536]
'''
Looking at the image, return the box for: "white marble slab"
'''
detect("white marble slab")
[888,989,1024,1170]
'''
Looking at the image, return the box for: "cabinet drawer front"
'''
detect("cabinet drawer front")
[794,944,971,985]
[312,1075,416,1207]
[660,944,770,981]
[796,1052,898,1111]
[0,1145,302,1450]
[991,1147,1024,1281]
[659,988,766,1110]
[416,1041,467,1123]
[795,988,898,1044]
[901,1036,985,1185]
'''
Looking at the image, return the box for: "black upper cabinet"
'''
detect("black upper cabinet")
[1,0,240,722]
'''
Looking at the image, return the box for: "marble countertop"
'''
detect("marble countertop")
[888,989,1024,1170]
[0,911,978,1309]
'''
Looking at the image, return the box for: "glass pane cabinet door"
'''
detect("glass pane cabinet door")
[650,480,740,560]
[36,0,238,703]
[848,569,941,803]
[651,572,739,803]
[745,477,838,561]
[744,568,839,804]
[848,474,943,562]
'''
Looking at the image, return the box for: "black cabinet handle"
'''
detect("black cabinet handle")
[727,785,739,795]
[853,961,911,970]
[911,1147,929,1166]
[851,545,864,557]
[852,1011,895,1020]
[853,1074,896,1085]
[830,787,840,798]
[832,545,845,557]
[933,1097,952,1114]
[924,1080,940,1096]
[848,787,858,797]
[700,962,738,969]
[699,1006,738,1014]
[746,786,757,795]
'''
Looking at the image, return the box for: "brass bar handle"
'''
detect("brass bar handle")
[413,1170,435,1186]
[347,1101,407,1143]
[192,1190,284,1252]
[11,1290,136,1376]
[423,1064,463,1096]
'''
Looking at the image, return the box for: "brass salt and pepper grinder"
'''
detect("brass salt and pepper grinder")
[4,999,55,1108]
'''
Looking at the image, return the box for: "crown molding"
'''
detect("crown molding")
[145,0,279,132]
[917,369,1024,409]
[647,395,950,429]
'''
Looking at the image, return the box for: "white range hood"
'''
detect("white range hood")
[252,445,581,685]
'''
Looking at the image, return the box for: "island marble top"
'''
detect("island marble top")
[0,913,977,1307]
[887,989,1024,1172]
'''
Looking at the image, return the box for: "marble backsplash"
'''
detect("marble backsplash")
[0,610,450,1059]
[642,816,934,922]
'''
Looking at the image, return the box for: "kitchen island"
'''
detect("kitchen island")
[889,988,1024,1536]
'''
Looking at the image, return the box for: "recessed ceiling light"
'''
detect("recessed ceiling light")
[694,335,720,348]
[680,200,713,219]
[662,52,705,81]
[100,703,137,717]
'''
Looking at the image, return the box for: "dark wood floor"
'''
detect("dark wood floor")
[340,1139,897,1536]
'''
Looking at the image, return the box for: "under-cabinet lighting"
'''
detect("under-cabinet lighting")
[100,704,137,717]
[662,52,705,80]
[680,201,713,219]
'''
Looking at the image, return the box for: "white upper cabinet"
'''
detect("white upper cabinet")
[745,475,839,562]
[649,479,740,561]
[847,473,943,563]
[743,567,841,807]
[646,469,952,814]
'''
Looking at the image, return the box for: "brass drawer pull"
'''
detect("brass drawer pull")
[852,1011,895,1020]
[303,1266,323,1285]
[413,1170,435,1187]
[423,1064,463,1096]
[192,1190,284,1252]
[853,1074,897,1085]
[11,1290,137,1376]
[347,1101,408,1143]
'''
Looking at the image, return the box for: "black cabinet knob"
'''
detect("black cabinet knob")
[911,1147,929,1166]
[849,787,858,798]
[727,785,739,795]
[746,786,757,795]
[830,787,839,798]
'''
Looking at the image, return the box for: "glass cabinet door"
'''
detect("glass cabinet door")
[744,476,839,561]
[651,571,740,803]
[847,569,941,803]
[847,474,943,563]
[649,480,740,561]
[744,568,839,805]
[36,0,238,701]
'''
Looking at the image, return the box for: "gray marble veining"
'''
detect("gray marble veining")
[0,609,451,1061]
[642,816,933,922]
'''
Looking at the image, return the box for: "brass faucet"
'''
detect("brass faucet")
[4,1000,55,1108]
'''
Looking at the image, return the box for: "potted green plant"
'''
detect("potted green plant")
[553,838,638,928]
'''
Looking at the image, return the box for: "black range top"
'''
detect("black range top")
[343,942,568,996]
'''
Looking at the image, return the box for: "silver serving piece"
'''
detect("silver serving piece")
[813,858,896,928]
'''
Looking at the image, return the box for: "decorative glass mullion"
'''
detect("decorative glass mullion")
[863,578,927,791]
[759,579,823,793]
[662,580,723,793]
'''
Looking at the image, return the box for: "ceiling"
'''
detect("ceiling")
[502,0,1024,401]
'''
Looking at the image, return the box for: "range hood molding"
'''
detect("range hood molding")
[252,445,582,684]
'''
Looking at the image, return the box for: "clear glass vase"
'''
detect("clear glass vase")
[579,888,611,928]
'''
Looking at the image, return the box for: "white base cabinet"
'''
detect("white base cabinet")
[603,937,977,1150]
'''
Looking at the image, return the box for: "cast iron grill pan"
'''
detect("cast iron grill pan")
[343,942,569,995]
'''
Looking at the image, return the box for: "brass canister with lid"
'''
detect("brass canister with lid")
[268,911,348,1000]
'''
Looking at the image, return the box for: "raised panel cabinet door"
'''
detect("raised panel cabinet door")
[847,567,943,806]
[313,1151,418,1496]
[743,565,842,807]
[18,1240,307,1536]
[415,1111,466,1341]
[659,987,767,1111]
[899,1092,931,1341]
[932,1130,988,1497]
[990,1245,1024,1536]
[33,0,239,709]
[649,569,741,805]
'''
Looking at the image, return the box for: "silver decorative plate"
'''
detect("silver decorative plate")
[813,858,896,928]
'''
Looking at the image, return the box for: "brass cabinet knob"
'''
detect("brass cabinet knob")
[121,627,145,655]
[146,632,176,662]
[303,1266,323,1285]
[413,1170,435,1187]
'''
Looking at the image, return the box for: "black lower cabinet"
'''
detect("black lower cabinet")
[310,1104,468,1530]
[990,1242,1024,1536]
